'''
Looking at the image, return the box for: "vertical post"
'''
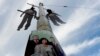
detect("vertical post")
[25,3,66,56]
[37,3,52,32]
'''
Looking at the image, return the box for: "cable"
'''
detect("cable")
[27,3,100,10]
[44,5,68,8]
[45,5,100,10]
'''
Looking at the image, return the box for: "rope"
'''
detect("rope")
[44,5,100,10]
[27,3,100,10]
[44,5,68,8]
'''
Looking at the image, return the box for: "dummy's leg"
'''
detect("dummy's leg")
[25,16,33,30]
[17,16,27,31]
[50,18,60,26]
[56,16,66,24]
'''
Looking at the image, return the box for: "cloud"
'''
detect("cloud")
[0,0,40,56]
[0,0,100,56]
[89,49,100,56]
[0,0,5,8]
[54,0,100,42]
[60,13,100,47]
[95,50,100,56]
[0,6,9,16]
[54,8,98,42]
[63,37,100,56]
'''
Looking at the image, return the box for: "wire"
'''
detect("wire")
[44,5,68,8]
[27,3,100,10]
[45,5,100,10]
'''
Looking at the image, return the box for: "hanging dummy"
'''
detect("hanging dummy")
[17,7,37,31]
[46,9,66,26]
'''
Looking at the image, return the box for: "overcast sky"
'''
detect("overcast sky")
[0,0,100,56]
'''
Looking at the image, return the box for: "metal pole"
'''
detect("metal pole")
[37,3,52,31]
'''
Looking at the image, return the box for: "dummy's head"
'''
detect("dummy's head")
[30,7,35,10]
[47,9,53,14]
[39,3,44,6]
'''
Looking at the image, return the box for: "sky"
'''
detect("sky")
[0,0,100,56]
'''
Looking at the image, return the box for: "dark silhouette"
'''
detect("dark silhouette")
[46,9,66,26]
[25,35,39,56]
[17,7,37,31]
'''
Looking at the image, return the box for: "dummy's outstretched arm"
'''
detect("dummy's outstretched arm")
[20,12,24,17]
[54,13,61,16]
